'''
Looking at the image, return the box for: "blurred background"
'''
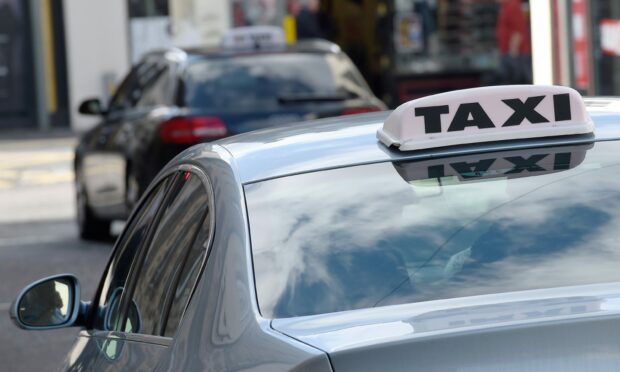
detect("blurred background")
[0,0,619,371]
[0,0,617,133]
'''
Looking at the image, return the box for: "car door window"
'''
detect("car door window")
[162,207,213,337]
[136,64,172,108]
[120,171,210,336]
[107,63,145,113]
[107,59,166,113]
[92,175,173,330]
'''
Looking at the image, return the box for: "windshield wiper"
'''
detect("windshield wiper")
[277,93,348,103]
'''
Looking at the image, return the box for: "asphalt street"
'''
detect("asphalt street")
[0,134,112,372]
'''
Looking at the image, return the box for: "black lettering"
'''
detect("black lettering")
[502,96,549,126]
[450,159,495,179]
[447,103,495,132]
[428,164,445,179]
[504,154,548,174]
[415,105,449,134]
[553,152,571,170]
[553,93,572,121]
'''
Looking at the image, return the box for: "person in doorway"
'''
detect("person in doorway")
[296,0,323,39]
[496,0,532,84]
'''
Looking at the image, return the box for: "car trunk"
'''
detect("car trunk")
[271,283,620,371]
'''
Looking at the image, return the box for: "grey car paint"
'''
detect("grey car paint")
[60,145,331,371]
[51,99,620,370]
[273,283,620,371]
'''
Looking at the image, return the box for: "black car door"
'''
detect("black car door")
[81,58,170,218]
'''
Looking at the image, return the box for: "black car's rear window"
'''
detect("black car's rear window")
[182,53,369,111]
[245,141,620,318]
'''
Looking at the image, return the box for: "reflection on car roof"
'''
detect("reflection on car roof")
[213,106,620,185]
[143,39,342,62]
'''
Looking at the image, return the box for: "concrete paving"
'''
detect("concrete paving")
[0,133,113,372]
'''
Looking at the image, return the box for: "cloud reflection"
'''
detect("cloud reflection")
[245,142,620,318]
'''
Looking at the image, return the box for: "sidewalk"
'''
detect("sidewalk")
[0,129,76,223]
[0,128,77,150]
[0,128,76,141]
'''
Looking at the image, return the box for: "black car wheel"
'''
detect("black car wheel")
[76,175,111,241]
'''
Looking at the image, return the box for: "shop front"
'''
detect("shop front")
[590,0,620,95]
[230,0,533,107]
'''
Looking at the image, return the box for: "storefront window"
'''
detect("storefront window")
[590,1,620,95]
[128,0,169,18]
[389,0,532,103]
[232,0,285,27]
[393,0,532,82]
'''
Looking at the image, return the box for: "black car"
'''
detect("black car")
[75,37,385,241]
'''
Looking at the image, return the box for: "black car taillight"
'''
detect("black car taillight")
[341,106,383,115]
[160,116,228,144]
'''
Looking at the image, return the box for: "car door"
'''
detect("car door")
[90,167,213,371]
[82,57,170,217]
[62,171,175,371]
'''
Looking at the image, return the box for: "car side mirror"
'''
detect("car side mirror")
[11,274,82,330]
[78,98,105,116]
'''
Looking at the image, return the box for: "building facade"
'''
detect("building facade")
[0,0,616,132]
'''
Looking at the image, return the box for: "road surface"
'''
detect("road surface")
[0,135,112,372]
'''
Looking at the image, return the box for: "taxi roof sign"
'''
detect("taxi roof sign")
[221,26,286,51]
[378,85,594,151]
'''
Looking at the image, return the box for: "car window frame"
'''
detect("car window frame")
[85,170,179,331]
[106,62,145,116]
[135,60,178,109]
[106,55,167,118]
[115,164,216,340]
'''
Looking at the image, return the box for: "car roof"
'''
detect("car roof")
[143,39,341,63]
[212,98,620,185]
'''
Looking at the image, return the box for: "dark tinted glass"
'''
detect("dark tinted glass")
[246,141,620,318]
[182,53,369,111]
[94,177,170,330]
[163,215,212,337]
[126,172,208,336]
[108,60,167,112]
[137,64,172,107]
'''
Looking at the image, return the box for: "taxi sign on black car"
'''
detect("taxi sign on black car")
[378,85,594,151]
[220,26,286,51]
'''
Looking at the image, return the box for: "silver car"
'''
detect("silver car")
[12,85,620,371]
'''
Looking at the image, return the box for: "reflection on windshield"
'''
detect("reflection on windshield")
[183,54,367,111]
[245,142,620,319]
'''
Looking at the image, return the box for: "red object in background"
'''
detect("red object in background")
[160,116,228,144]
[572,0,591,90]
[496,0,531,54]
[341,106,383,116]
[600,19,620,56]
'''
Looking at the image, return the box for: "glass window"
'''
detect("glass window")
[163,214,212,337]
[93,176,171,330]
[128,0,169,18]
[136,64,172,108]
[108,60,167,112]
[245,141,620,318]
[181,53,369,112]
[123,171,209,336]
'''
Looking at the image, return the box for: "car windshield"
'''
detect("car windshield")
[245,141,620,319]
[182,53,369,111]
